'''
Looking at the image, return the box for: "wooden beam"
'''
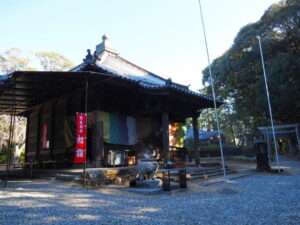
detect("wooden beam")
[0,102,33,107]
[134,105,166,117]
[0,99,28,102]
[1,93,33,98]
[0,105,29,109]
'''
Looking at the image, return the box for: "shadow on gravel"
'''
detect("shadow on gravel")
[0,180,170,224]
[1,156,300,224]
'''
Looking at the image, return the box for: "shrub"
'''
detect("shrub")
[187,144,255,158]
[18,147,25,163]
[0,143,18,164]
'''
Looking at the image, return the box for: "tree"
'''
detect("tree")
[0,48,32,74]
[0,49,75,161]
[202,0,300,135]
[35,52,74,71]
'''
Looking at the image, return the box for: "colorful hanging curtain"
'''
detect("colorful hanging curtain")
[169,123,185,147]
[87,111,96,127]
[109,112,120,144]
[136,118,144,142]
[64,116,76,149]
[127,116,137,145]
[99,111,110,142]
[143,118,152,139]
[80,110,163,146]
[175,123,185,147]
[119,114,128,145]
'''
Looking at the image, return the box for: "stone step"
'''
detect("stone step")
[200,162,222,167]
[186,165,228,171]
[35,169,82,176]
[187,170,236,180]
[186,167,223,174]
[187,168,228,177]
[55,174,77,181]
[156,167,234,181]
[188,172,224,180]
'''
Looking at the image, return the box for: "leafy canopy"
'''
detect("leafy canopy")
[0,49,75,74]
[202,0,300,128]
[35,52,74,71]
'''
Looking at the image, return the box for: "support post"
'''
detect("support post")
[83,80,88,187]
[50,101,57,162]
[4,109,15,187]
[24,114,30,165]
[257,36,280,172]
[192,115,201,166]
[91,120,103,167]
[99,121,105,166]
[162,112,170,163]
[36,107,42,164]
[4,78,16,187]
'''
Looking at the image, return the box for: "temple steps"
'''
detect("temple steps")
[160,166,236,182]
[34,165,236,182]
[186,167,236,180]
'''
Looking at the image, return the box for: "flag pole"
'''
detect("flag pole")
[257,36,280,172]
[198,0,226,180]
[83,79,88,187]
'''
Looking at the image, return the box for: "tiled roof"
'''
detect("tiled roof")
[0,75,9,84]
[71,35,221,103]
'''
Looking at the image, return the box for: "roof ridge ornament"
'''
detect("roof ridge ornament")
[83,49,100,64]
[166,78,172,86]
[96,34,119,54]
[102,34,108,41]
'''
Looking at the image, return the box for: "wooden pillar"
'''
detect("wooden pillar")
[36,107,42,163]
[50,101,57,161]
[162,112,170,163]
[192,115,201,166]
[24,115,30,163]
[99,121,105,166]
[91,115,104,167]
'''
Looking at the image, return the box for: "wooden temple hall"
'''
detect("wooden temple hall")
[0,35,222,168]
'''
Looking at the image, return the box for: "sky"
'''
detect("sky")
[0,0,278,91]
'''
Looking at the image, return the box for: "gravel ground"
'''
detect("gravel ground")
[1,157,300,225]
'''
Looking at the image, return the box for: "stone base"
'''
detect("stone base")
[130,179,161,188]
[125,187,162,195]
[256,166,271,172]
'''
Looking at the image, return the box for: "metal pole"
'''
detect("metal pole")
[257,36,280,172]
[295,126,300,153]
[83,80,88,187]
[266,128,272,164]
[198,0,226,180]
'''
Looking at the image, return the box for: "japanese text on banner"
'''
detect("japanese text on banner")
[74,113,87,164]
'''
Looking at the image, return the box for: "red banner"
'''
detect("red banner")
[74,113,87,164]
